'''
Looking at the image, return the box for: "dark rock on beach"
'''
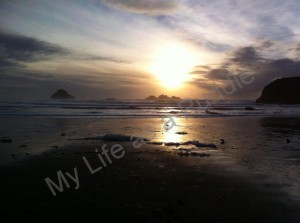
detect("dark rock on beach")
[256,77,300,104]
[147,142,164,145]
[164,141,217,148]
[165,142,181,147]
[1,138,12,143]
[176,131,188,135]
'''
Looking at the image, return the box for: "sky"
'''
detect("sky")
[0,0,300,100]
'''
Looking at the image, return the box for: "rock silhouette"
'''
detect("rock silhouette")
[256,77,300,104]
[51,89,75,100]
[145,94,181,101]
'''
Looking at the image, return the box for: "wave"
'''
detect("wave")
[0,100,300,118]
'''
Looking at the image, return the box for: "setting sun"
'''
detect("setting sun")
[150,43,198,88]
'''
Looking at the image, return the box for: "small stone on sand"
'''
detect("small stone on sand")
[176,132,188,135]
[1,138,12,143]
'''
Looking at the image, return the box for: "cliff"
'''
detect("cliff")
[256,77,300,104]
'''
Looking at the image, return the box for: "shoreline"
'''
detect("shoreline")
[1,116,300,221]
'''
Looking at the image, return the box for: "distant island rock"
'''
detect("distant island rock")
[145,95,157,100]
[51,89,75,100]
[145,94,181,101]
[256,77,300,104]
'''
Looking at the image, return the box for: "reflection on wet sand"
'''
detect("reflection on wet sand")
[260,117,300,136]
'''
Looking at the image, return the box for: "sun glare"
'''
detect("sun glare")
[150,43,198,88]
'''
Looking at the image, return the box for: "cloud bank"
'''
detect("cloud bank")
[0,31,130,69]
[191,43,300,99]
[0,31,67,68]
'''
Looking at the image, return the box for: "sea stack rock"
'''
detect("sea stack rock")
[256,77,300,104]
[51,89,75,100]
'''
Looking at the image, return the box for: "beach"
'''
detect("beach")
[2,0,300,222]
[1,116,300,222]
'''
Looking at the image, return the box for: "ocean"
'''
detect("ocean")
[1,99,300,118]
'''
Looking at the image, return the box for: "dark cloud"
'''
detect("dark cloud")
[262,58,300,79]
[0,57,22,68]
[102,0,181,15]
[0,31,131,70]
[191,45,300,99]
[0,31,67,64]
[226,46,265,68]
[206,69,230,80]
[258,40,275,50]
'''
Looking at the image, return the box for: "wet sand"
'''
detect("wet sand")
[1,117,300,222]
[1,141,300,222]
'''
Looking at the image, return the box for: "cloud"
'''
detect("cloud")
[254,17,295,42]
[206,69,230,81]
[191,45,300,99]
[0,31,131,70]
[226,46,265,68]
[0,57,22,68]
[290,43,300,58]
[0,31,69,71]
[77,55,131,64]
[0,31,68,63]
[101,0,181,14]
[258,40,275,50]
